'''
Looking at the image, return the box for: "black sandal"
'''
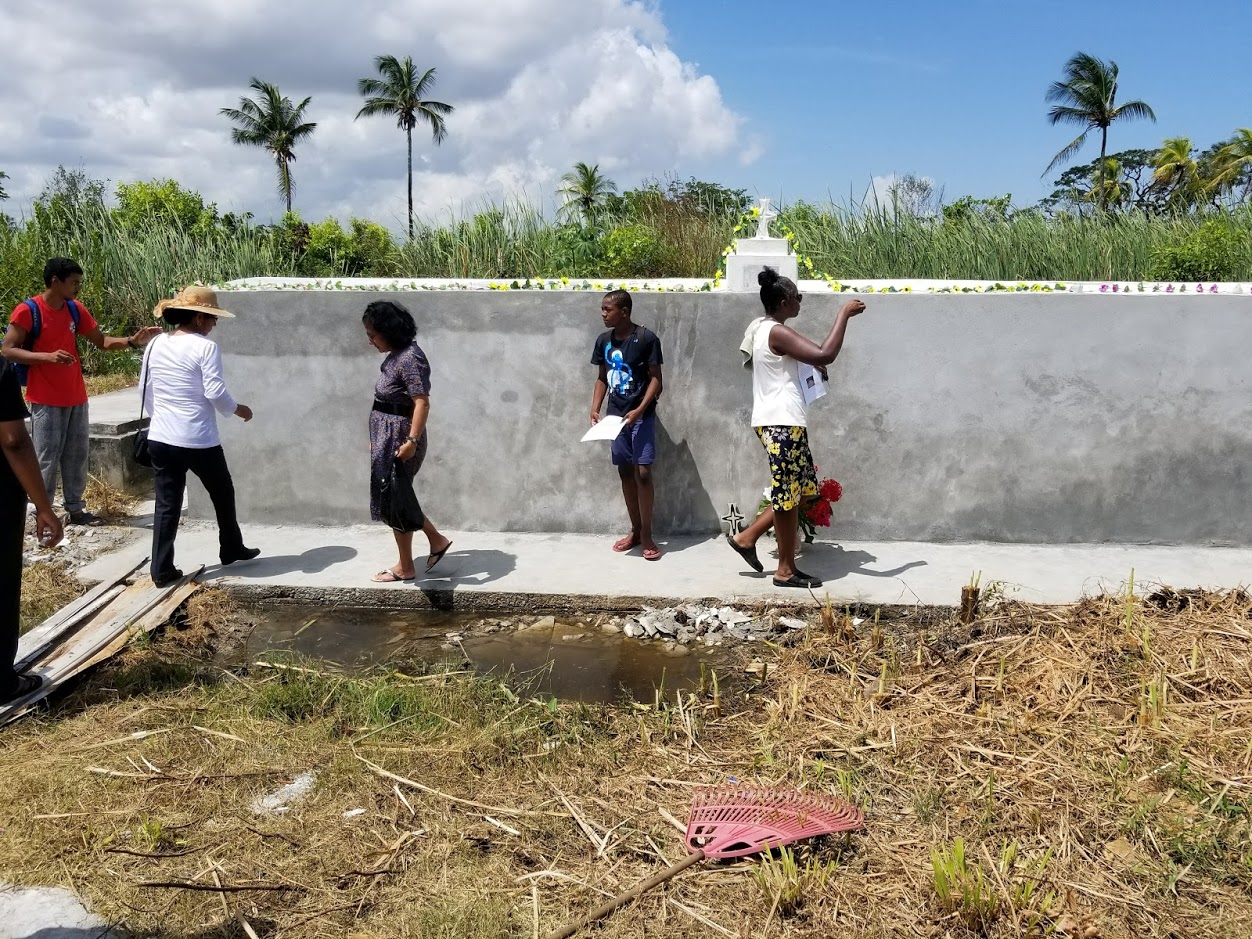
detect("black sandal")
[725,534,764,573]
[1,673,43,704]
[426,541,453,573]
[772,572,824,589]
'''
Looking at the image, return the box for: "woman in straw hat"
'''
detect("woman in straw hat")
[142,286,259,587]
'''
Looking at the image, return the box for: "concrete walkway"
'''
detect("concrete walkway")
[77,522,1252,610]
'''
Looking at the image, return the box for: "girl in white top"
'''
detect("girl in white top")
[141,286,257,587]
[726,268,864,589]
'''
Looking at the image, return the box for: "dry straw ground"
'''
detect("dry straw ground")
[0,585,1248,938]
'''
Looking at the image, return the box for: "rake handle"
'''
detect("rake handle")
[542,849,707,939]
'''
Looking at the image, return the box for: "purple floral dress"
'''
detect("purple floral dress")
[369,343,430,522]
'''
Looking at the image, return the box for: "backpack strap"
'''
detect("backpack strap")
[21,299,41,344]
[65,299,81,333]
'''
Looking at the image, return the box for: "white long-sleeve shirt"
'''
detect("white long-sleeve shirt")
[140,332,238,448]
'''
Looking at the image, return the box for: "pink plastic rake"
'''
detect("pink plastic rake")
[544,784,864,939]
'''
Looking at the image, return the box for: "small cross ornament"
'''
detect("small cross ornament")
[753,197,778,239]
[721,502,746,534]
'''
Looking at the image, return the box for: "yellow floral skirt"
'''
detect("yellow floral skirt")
[755,425,818,512]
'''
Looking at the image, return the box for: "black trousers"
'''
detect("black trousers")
[0,495,26,696]
[150,441,244,581]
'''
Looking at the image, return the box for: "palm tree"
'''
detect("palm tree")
[356,56,453,239]
[221,78,317,214]
[1044,52,1155,210]
[557,163,617,225]
[1213,129,1252,201]
[1153,136,1201,205]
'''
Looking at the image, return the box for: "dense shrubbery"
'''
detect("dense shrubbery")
[2,166,1251,377]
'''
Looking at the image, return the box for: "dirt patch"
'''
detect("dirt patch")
[0,592,1247,938]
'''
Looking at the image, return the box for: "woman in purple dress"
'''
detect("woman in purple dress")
[363,301,452,582]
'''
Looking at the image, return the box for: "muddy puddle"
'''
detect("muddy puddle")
[231,606,735,704]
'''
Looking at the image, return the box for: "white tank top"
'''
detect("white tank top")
[750,319,807,428]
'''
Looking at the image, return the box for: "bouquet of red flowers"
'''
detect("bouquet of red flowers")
[758,472,843,543]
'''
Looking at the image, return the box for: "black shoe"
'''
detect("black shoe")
[221,547,261,566]
[69,510,104,527]
[0,673,43,704]
[773,571,823,589]
[153,569,184,588]
[725,533,764,573]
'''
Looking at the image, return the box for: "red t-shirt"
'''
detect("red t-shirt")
[9,296,98,407]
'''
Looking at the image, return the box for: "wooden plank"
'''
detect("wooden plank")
[1,567,203,725]
[15,558,145,670]
[75,581,199,675]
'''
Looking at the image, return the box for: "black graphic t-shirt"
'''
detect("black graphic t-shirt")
[591,325,663,418]
[0,359,31,504]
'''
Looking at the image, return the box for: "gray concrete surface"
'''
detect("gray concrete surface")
[88,387,151,494]
[189,290,1252,544]
[0,885,116,939]
[78,523,1252,611]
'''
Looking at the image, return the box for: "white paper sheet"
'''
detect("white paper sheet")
[798,364,828,406]
[581,415,627,442]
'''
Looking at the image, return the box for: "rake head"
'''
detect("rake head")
[685,784,864,860]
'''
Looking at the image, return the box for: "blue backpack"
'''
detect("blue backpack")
[13,298,80,387]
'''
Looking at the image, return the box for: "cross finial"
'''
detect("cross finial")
[753,197,778,239]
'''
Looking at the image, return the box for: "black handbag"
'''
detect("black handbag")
[132,337,158,468]
[378,457,425,532]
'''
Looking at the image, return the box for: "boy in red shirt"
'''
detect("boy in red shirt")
[2,258,160,526]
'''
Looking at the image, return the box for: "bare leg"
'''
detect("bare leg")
[391,530,416,579]
[422,517,450,562]
[635,465,657,554]
[614,464,642,550]
[734,506,775,548]
[773,506,801,581]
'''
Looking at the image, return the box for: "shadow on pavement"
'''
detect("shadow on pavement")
[799,542,929,582]
[415,548,517,590]
[205,545,359,578]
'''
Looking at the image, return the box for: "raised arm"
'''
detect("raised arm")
[768,299,866,367]
[81,324,162,352]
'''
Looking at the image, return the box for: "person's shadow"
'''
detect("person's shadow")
[204,545,359,579]
[739,541,927,583]
[414,548,517,600]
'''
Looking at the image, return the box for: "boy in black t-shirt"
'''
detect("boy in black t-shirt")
[589,290,664,560]
[0,358,64,703]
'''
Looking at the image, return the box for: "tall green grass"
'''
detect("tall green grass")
[1,199,284,374]
[3,196,1250,378]
[787,205,1252,282]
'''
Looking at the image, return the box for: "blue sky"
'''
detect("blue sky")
[662,0,1251,207]
[2,0,1246,223]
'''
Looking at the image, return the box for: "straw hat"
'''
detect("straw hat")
[153,285,236,320]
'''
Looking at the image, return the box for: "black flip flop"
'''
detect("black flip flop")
[772,573,824,589]
[426,541,453,573]
[725,534,764,573]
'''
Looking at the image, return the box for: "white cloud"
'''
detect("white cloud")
[0,0,749,228]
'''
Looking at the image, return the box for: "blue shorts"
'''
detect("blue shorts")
[612,414,656,466]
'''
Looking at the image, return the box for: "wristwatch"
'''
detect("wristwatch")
[405,435,420,444]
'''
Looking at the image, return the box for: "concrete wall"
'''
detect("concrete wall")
[190,290,1252,546]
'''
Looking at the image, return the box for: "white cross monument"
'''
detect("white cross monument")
[724,196,798,291]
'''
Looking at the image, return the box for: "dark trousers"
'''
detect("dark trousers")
[0,496,27,696]
[150,441,245,581]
